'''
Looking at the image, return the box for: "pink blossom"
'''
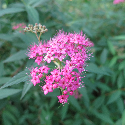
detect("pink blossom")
[57,95,69,104]
[113,0,125,4]
[45,75,54,84]
[35,56,43,65]
[31,76,40,86]
[39,66,50,74]
[27,44,38,59]
[43,83,53,95]
[50,69,61,78]
[53,83,58,89]
[44,54,54,63]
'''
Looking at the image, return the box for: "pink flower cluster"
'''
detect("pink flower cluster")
[113,0,125,4]
[12,23,26,33]
[27,31,94,104]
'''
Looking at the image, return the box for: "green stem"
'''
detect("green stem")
[35,33,40,42]
[38,32,42,42]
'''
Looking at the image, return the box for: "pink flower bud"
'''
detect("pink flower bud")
[70,91,73,96]
[63,90,68,95]
[53,83,58,89]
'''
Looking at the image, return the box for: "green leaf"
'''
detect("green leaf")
[0,34,14,41]
[100,48,108,64]
[73,118,82,125]
[102,105,110,116]
[117,73,124,89]
[2,110,17,124]
[93,96,105,109]
[107,40,116,55]
[0,8,25,17]
[9,3,24,8]
[13,42,27,49]
[97,82,111,92]
[85,63,109,75]
[115,119,122,125]
[20,82,33,99]
[27,0,38,5]
[79,87,90,108]
[0,77,11,85]
[0,89,21,99]
[0,70,29,89]
[83,119,95,125]
[119,60,125,70]
[32,0,49,7]
[91,110,114,124]
[27,0,47,7]
[122,110,125,125]
[124,68,125,78]
[25,5,39,24]
[69,96,81,111]
[0,61,4,77]
[3,50,27,63]
[82,77,97,91]
[40,106,53,125]
[107,90,121,105]
[16,32,38,45]
[61,103,68,120]
[113,35,125,40]
[6,105,20,118]
[109,56,118,67]
[50,97,58,108]
[117,97,124,114]
[0,100,8,110]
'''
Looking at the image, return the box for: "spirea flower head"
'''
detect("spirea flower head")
[27,28,94,104]
[113,0,125,4]
[12,23,26,33]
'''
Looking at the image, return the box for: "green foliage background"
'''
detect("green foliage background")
[0,0,125,124]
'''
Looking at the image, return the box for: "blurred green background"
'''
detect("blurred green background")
[0,0,125,125]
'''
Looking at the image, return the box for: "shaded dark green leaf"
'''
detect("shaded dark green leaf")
[79,87,90,108]
[107,90,121,105]
[93,96,105,109]
[100,48,108,64]
[61,103,68,120]
[0,89,21,99]
[3,50,27,63]
[91,110,114,124]
[117,73,124,89]
[119,60,125,70]
[69,96,81,111]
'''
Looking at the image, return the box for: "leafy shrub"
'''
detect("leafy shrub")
[0,0,125,124]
